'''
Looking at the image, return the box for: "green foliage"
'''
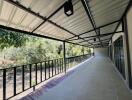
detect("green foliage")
[0,29,91,68]
[0,29,27,49]
[66,43,84,57]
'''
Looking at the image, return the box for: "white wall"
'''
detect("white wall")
[127,6,132,78]
[94,48,108,57]
[110,6,132,89]
[111,23,129,84]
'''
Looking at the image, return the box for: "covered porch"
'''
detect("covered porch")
[0,0,132,100]
[20,52,132,100]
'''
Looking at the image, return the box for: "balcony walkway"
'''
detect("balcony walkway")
[22,55,132,100]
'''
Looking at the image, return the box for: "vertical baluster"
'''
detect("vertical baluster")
[61,59,62,72]
[61,59,63,72]
[57,59,59,74]
[3,69,6,100]
[58,59,60,73]
[69,58,70,69]
[22,65,25,91]
[68,59,69,69]
[40,63,42,82]
[55,59,56,75]
[35,63,37,85]
[62,58,63,72]
[60,59,61,73]
[13,67,16,96]
[51,60,53,77]
[48,61,50,78]
[45,61,47,80]
[67,58,68,69]
[59,59,61,73]
[59,59,60,73]
[29,64,32,88]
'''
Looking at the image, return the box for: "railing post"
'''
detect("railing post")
[63,41,66,73]
[22,65,25,91]
[35,63,37,85]
[51,60,54,77]
[3,69,6,100]
[13,67,16,96]
[29,64,32,88]
[44,61,47,80]
[55,59,56,75]
[40,63,42,82]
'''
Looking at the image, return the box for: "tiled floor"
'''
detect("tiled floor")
[24,56,132,100]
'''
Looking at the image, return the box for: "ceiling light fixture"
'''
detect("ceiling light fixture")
[64,0,74,17]
[94,38,96,41]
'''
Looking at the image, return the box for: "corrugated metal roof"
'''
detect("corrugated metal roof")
[0,0,130,47]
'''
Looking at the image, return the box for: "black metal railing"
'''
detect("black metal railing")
[0,54,92,100]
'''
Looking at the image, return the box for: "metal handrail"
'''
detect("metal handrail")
[0,53,92,100]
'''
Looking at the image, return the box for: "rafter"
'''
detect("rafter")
[108,0,132,44]
[31,3,65,33]
[5,0,94,46]
[65,20,120,41]
[69,31,123,41]
[5,0,76,36]
[0,24,89,47]
[81,0,103,46]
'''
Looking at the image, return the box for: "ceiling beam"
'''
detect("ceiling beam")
[5,0,77,36]
[0,24,89,47]
[87,42,109,47]
[5,0,93,46]
[90,40,110,44]
[69,31,123,41]
[109,0,132,43]
[32,0,80,33]
[79,38,111,44]
[65,20,120,41]
[81,0,103,46]
[31,3,65,33]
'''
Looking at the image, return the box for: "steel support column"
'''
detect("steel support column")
[63,41,66,73]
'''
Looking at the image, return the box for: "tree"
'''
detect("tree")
[0,29,28,49]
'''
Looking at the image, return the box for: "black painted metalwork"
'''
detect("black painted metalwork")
[22,65,25,91]
[63,42,66,73]
[4,0,77,37]
[70,31,123,42]
[44,62,47,80]
[32,3,65,33]
[35,63,38,85]
[29,64,32,88]
[81,0,103,46]
[0,25,88,47]
[40,63,42,82]
[109,0,132,45]
[0,54,91,100]
[65,20,120,41]
[3,69,6,100]
[13,67,16,96]
[2,0,131,48]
